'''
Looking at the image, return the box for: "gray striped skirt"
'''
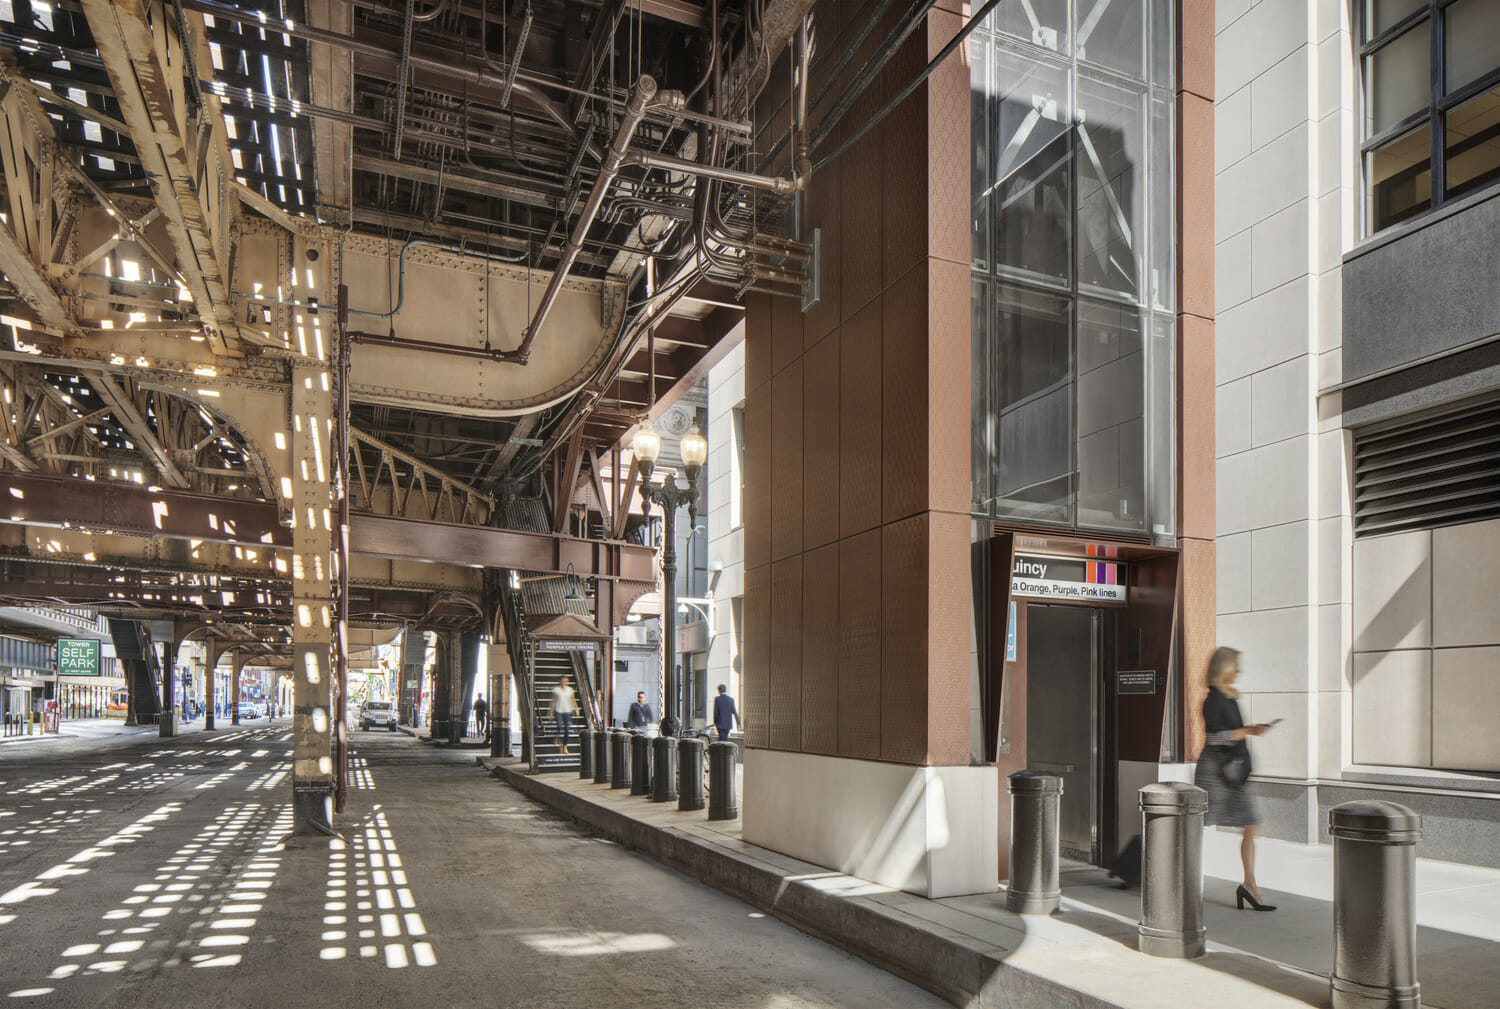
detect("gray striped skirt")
[1194,746,1261,827]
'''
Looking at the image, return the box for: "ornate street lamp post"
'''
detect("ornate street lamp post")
[632,422,708,738]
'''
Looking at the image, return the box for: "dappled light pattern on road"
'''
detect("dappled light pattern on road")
[320,805,434,968]
[0,804,179,926]
[14,801,294,995]
[348,755,374,790]
[0,806,102,855]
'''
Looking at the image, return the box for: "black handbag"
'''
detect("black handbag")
[1221,744,1251,787]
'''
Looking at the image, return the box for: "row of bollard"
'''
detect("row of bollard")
[575,726,737,821]
[1007,772,1422,1009]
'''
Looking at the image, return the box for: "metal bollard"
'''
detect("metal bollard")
[650,735,678,803]
[631,731,653,796]
[1006,770,1062,914]
[578,728,594,780]
[678,737,706,811]
[610,729,632,789]
[593,726,611,784]
[1330,801,1422,1009]
[1138,782,1207,958]
[708,740,738,820]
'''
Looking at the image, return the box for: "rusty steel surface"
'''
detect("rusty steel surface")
[0,469,652,584]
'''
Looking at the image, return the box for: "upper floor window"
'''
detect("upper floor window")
[1362,0,1500,234]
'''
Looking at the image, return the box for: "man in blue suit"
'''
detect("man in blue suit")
[711,684,739,740]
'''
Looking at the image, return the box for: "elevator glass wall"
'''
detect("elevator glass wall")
[971,2,1177,538]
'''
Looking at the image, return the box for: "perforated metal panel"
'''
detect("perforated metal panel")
[769,556,804,751]
[800,544,839,755]
[1353,396,1500,537]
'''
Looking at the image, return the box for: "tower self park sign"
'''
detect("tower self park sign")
[58,638,101,676]
[1011,554,1128,604]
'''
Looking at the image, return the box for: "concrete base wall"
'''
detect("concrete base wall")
[742,748,999,898]
[1226,774,1500,868]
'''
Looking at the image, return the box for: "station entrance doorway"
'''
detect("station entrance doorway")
[1025,603,1115,865]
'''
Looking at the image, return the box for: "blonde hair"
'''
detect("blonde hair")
[1206,646,1241,700]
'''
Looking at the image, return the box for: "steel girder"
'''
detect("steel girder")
[0,469,654,583]
[78,0,244,356]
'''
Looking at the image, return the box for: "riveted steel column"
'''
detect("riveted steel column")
[593,727,611,784]
[1007,771,1062,914]
[1330,801,1422,1009]
[651,734,678,803]
[631,731,653,795]
[1138,782,1207,958]
[678,737,706,811]
[610,728,632,789]
[708,740,738,820]
[577,727,594,779]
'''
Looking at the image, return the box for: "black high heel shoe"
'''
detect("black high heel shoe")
[1236,884,1276,911]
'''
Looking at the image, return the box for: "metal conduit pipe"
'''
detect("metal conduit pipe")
[506,75,676,365]
[625,150,804,195]
[179,0,751,137]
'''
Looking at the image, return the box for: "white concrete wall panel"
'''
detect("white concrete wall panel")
[1217,531,1253,614]
[742,748,999,899]
[1217,277,1312,382]
[1351,530,1432,652]
[1251,356,1314,447]
[1251,521,1313,610]
[1351,649,1431,768]
[1217,436,1312,534]
[1431,647,1500,772]
[1216,605,1310,695]
[1431,518,1500,648]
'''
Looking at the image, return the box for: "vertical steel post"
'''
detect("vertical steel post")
[631,731,653,794]
[593,725,611,784]
[678,737,706,811]
[651,734,678,803]
[1007,771,1063,914]
[708,740,738,820]
[610,728,632,789]
[334,285,351,814]
[1330,801,1422,1009]
[1138,783,1207,958]
[578,727,595,778]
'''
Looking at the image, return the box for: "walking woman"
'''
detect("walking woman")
[1195,646,1277,911]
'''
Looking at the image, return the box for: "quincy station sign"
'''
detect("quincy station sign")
[1011,554,1128,604]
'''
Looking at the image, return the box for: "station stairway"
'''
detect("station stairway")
[529,651,584,773]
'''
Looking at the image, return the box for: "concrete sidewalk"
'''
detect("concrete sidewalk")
[483,756,1498,1009]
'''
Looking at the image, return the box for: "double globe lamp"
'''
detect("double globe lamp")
[631,421,707,739]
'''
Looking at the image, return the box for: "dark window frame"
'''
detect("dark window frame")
[1360,0,1500,234]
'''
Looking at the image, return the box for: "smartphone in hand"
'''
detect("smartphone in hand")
[1265,718,1283,727]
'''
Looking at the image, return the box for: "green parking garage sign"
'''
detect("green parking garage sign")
[58,638,100,677]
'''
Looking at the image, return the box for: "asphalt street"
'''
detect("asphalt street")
[0,721,946,1008]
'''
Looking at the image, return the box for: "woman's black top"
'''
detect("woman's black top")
[1203,685,1251,770]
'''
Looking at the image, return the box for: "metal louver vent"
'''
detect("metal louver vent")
[1353,397,1500,537]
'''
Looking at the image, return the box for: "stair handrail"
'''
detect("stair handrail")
[497,577,538,772]
[569,651,603,732]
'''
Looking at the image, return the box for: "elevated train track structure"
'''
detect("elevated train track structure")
[0,0,823,831]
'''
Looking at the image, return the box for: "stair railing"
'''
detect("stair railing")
[497,577,538,772]
[569,651,603,732]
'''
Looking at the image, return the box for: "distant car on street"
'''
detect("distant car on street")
[359,699,397,731]
[236,701,260,719]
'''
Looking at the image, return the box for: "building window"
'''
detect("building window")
[1361,0,1500,234]
[970,1,1176,537]
[730,405,745,529]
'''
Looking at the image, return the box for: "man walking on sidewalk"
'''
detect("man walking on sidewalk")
[712,684,739,741]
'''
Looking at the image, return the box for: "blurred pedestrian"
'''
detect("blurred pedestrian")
[626,691,654,729]
[1194,646,1277,912]
[711,684,739,741]
[473,694,488,735]
[551,680,578,754]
